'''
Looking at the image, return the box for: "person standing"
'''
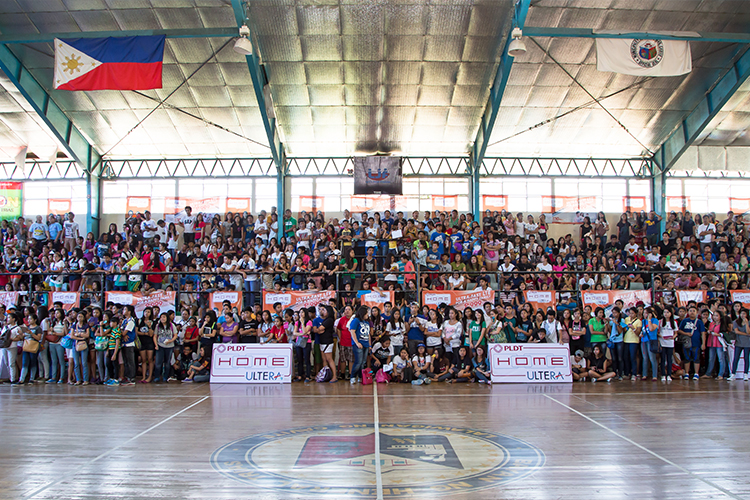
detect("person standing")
[348,306,371,384]
[62,212,80,255]
[729,308,750,381]
[154,313,178,383]
[659,308,677,382]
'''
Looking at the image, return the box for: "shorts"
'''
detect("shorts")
[338,345,353,363]
[684,346,701,363]
[319,343,333,354]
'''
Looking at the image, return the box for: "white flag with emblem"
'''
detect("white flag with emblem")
[596,34,692,76]
[53,38,103,89]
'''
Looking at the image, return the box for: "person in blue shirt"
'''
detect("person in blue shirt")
[607,307,626,379]
[641,307,660,380]
[348,306,371,384]
[426,241,440,272]
[450,230,464,257]
[677,305,705,380]
[406,302,426,355]
[47,214,62,249]
[430,224,448,256]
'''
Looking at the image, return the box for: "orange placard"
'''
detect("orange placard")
[624,196,647,212]
[730,290,750,309]
[165,197,223,215]
[126,196,151,213]
[105,291,176,317]
[675,290,707,307]
[729,198,750,214]
[581,290,651,313]
[350,195,408,214]
[299,196,324,213]
[422,289,495,310]
[262,290,336,312]
[226,198,251,213]
[482,195,508,212]
[48,199,71,215]
[524,290,556,313]
[666,196,690,212]
[48,292,80,311]
[209,291,243,313]
[432,195,457,211]
[542,196,597,213]
[360,291,394,310]
[0,291,19,309]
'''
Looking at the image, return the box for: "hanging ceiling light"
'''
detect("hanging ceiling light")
[233,24,253,55]
[508,27,526,57]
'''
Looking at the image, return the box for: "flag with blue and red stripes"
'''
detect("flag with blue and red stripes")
[54,35,165,91]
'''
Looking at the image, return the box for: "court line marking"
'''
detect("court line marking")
[22,395,209,499]
[544,394,743,500]
[373,382,384,500]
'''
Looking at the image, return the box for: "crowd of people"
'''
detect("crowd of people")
[0,205,749,386]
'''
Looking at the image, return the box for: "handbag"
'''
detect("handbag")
[649,338,661,354]
[60,335,74,350]
[679,334,692,349]
[294,335,308,348]
[22,338,40,353]
[45,333,61,343]
[95,336,109,351]
[75,340,88,352]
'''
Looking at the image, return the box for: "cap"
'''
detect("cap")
[417,343,426,348]
[410,301,420,307]
[332,249,341,256]
[574,350,584,358]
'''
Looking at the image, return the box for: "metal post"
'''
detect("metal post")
[471,162,481,218]
[651,164,667,225]
[87,172,102,237]
[277,164,286,243]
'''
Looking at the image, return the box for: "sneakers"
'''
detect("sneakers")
[591,377,597,383]
[182,379,194,383]
[692,374,699,381]
[487,380,492,386]
[478,380,486,384]
[728,374,735,381]
[350,378,356,385]
[744,374,749,381]
[630,375,636,381]
[411,379,424,385]
[167,377,177,382]
[123,380,136,386]
[423,378,431,385]
[82,382,90,386]
[661,376,666,382]
[683,375,690,380]
[46,379,56,384]
[666,376,672,382]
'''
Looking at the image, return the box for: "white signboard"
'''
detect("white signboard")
[210,344,293,384]
[489,343,572,383]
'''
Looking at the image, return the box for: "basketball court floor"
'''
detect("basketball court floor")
[1,381,748,500]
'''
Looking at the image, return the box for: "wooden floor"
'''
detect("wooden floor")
[1,380,749,500]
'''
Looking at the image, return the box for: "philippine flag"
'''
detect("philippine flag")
[54,35,165,91]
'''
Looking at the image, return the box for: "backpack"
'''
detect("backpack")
[361,369,373,385]
[315,366,332,383]
[375,369,390,384]
[0,326,11,349]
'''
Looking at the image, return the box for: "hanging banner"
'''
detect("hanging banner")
[210,344,293,384]
[299,196,324,213]
[0,182,22,221]
[360,290,394,310]
[524,290,557,313]
[624,196,647,213]
[353,156,402,195]
[422,289,495,310]
[165,197,223,215]
[542,196,597,224]
[432,195,458,211]
[666,196,690,212]
[581,290,651,316]
[595,36,692,77]
[482,195,508,212]
[209,291,243,313]
[729,198,750,215]
[350,195,407,214]
[126,196,151,214]
[48,291,80,311]
[226,197,251,213]
[48,198,72,215]
[262,290,336,313]
[675,290,707,307]
[489,343,572,383]
[730,290,750,309]
[0,291,20,309]
[105,290,176,317]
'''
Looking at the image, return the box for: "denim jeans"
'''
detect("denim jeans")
[72,347,89,383]
[640,342,658,378]
[732,347,750,375]
[38,348,50,380]
[0,347,18,382]
[706,346,727,377]
[610,342,625,377]
[20,351,38,383]
[96,349,108,381]
[351,345,367,381]
[625,342,639,376]
[295,343,311,379]
[154,346,173,382]
[474,369,490,382]
[660,346,674,377]
[48,343,66,381]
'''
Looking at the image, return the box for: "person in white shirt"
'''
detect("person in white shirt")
[571,349,588,381]
[698,215,715,244]
[254,214,269,243]
[0,314,24,384]
[515,212,525,238]
[178,206,196,244]
[295,221,311,250]
[646,247,661,265]
[578,273,595,289]
[524,215,538,239]
[141,211,158,244]
[63,212,80,255]
[536,255,552,272]
[665,256,684,273]
[624,237,639,257]
[155,219,168,246]
[542,310,562,344]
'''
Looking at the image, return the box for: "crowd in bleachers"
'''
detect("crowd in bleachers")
[0,205,749,386]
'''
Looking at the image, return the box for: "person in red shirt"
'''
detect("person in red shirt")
[336,305,353,379]
[143,250,166,289]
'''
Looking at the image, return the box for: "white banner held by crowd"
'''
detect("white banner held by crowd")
[596,36,692,76]
[489,343,572,384]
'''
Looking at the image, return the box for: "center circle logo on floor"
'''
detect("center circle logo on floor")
[210,423,545,497]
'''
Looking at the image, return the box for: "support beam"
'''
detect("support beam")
[87,172,102,237]
[470,0,531,216]
[0,28,237,45]
[523,27,750,44]
[231,0,286,241]
[653,46,750,174]
[0,44,100,173]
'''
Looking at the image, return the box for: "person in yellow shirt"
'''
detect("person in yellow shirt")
[623,307,642,380]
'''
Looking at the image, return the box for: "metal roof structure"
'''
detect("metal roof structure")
[0,0,749,169]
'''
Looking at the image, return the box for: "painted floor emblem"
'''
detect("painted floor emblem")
[210,423,545,497]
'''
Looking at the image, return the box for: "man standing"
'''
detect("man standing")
[28,215,49,252]
[62,212,79,255]
[283,209,297,238]
[141,210,157,246]
[178,206,196,245]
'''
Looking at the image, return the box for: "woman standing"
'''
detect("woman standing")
[465,308,486,353]
[608,307,626,380]
[315,305,338,382]
[348,306,371,384]
[293,308,313,382]
[729,308,750,381]
[70,311,90,385]
[94,312,114,385]
[154,313,178,383]
[623,307,642,380]
[442,307,463,363]
[588,307,608,353]
[424,309,443,357]
[46,308,67,384]
[641,307,659,381]
[218,311,239,343]
[703,310,727,380]
[385,309,405,355]
[19,313,42,384]
[138,307,156,383]
[659,307,677,382]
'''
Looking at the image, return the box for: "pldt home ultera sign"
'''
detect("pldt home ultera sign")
[489,344,572,383]
[210,344,293,383]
